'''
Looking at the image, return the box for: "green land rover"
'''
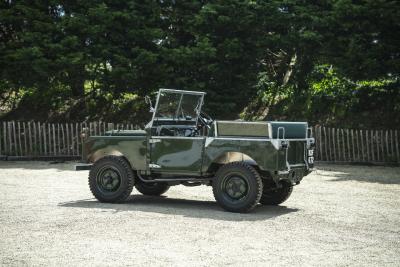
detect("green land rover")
[77,89,315,213]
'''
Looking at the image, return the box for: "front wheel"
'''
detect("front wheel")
[259,181,293,205]
[135,182,170,196]
[212,162,263,213]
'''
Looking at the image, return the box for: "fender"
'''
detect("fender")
[202,137,279,173]
[83,136,147,171]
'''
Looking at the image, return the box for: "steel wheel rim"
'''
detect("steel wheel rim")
[96,166,122,193]
[222,174,249,201]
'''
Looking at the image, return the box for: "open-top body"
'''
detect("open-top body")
[78,89,315,212]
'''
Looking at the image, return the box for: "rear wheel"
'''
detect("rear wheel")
[135,182,170,196]
[89,156,134,203]
[212,162,263,213]
[259,181,293,205]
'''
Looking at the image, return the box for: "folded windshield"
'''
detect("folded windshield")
[154,89,205,123]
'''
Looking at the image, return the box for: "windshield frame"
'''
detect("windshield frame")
[150,88,206,127]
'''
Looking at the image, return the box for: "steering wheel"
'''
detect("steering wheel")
[198,111,213,129]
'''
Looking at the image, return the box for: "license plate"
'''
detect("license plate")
[308,149,314,164]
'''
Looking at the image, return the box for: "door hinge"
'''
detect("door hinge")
[149,163,161,169]
[149,138,161,144]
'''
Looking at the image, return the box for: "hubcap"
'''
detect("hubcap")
[96,167,121,193]
[224,175,248,200]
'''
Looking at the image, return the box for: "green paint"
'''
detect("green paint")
[82,89,314,185]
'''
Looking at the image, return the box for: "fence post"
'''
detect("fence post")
[37,122,41,155]
[2,122,6,155]
[8,122,12,155]
[360,130,365,162]
[17,121,22,156]
[350,129,354,161]
[365,130,369,162]
[395,130,399,163]
[375,130,380,162]
[326,127,331,161]
[390,130,394,160]
[12,121,18,156]
[66,123,70,155]
[336,128,340,161]
[22,122,27,155]
[385,130,389,162]
[61,124,65,155]
[57,124,60,155]
[76,123,80,156]
[318,126,323,161]
[28,122,32,155]
[47,123,51,156]
[355,130,360,161]
[0,122,2,155]
[340,128,344,161]
[52,124,56,156]
[70,123,74,155]
[0,121,2,155]
[2,121,6,155]
[381,130,384,162]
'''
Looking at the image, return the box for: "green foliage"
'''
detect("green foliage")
[0,0,399,128]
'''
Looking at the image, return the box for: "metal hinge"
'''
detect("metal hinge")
[149,163,161,169]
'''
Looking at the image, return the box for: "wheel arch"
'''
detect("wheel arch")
[206,151,260,174]
[88,149,137,170]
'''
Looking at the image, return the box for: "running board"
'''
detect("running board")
[136,172,212,183]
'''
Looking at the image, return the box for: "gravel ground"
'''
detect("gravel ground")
[0,161,399,266]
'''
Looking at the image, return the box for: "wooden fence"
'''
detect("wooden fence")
[0,121,138,159]
[313,126,400,164]
[0,121,399,164]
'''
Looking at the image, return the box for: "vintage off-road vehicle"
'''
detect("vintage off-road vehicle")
[77,89,315,213]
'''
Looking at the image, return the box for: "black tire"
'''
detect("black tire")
[89,156,134,203]
[212,162,263,213]
[135,182,170,196]
[259,181,293,205]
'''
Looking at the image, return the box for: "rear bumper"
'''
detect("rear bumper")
[75,163,93,171]
[278,166,311,185]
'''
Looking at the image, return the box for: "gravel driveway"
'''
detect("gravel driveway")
[0,161,399,266]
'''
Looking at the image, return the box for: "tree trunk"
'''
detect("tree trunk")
[256,52,297,120]
[70,65,86,97]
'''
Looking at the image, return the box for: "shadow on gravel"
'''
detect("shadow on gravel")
[58,195,299,221]
[315,166,400,185]
[0,161,78,171]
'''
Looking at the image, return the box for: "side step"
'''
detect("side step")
[136,172,212,183]
[75,163,93,171]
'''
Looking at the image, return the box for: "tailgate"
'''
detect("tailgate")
[287,140,314,167]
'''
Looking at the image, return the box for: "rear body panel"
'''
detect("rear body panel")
[202,138,279,173]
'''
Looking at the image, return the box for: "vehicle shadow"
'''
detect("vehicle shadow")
[315,164,400,185]
[0,161,80,171]
[58,195,299,222]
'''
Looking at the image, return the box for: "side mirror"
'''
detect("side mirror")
[145,95,155,113]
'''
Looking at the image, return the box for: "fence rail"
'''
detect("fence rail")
[0,121,399,164]
[0,121,138,159]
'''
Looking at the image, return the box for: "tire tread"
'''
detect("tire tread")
[88,155,134,203]
[212,162,262,213]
